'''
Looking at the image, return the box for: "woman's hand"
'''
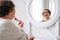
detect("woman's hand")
[28,36,35,40]
[18,20,24,27]
[14,17,24,27]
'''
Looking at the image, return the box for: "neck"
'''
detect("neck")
[0,16,12,20]
[43,17,50,21]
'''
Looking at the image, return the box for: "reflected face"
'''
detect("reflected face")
[42,10,50,18]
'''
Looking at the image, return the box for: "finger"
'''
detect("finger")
[18,21,23,25]
[18,22,23,27]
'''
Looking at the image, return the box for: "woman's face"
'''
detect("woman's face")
[9,7,15,19]
[42,10,50,18]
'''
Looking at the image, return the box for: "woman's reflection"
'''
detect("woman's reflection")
[41,9,51,22]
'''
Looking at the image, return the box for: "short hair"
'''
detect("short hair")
[44,9,51,15]
[0,0,15,17]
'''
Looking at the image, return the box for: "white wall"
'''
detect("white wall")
[12,0,60,40]
[12,0,30,35]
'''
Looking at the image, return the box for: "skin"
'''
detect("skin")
[14,17,24,27]
[28,36,35,40]
[42,10,51,22]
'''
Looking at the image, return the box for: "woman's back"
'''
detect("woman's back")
[0,20,28,40]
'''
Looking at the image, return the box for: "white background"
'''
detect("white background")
[12,0,60,40]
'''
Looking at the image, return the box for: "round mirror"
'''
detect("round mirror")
[30,0,55,22]
[26,0,59,28]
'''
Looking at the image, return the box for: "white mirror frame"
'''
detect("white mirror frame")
[26,0,59,28]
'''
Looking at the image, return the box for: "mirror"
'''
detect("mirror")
[26,0,59,28]
[30,0,55,22]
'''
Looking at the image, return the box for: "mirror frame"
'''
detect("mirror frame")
[26,0,59,28]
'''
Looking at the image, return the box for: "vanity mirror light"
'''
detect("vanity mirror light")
[26,0,59,28]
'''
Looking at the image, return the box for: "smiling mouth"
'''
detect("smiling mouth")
[43,14,48,16]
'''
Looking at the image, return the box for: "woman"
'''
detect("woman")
[42,9,51,22]
[0,0,34,40]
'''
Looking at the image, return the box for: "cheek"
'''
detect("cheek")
[43,13,47,16]
[12,11,15,16]
[13,13,15,17]
[11,12,15,18]
[43,13,49,17]
[47,14,50,16]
